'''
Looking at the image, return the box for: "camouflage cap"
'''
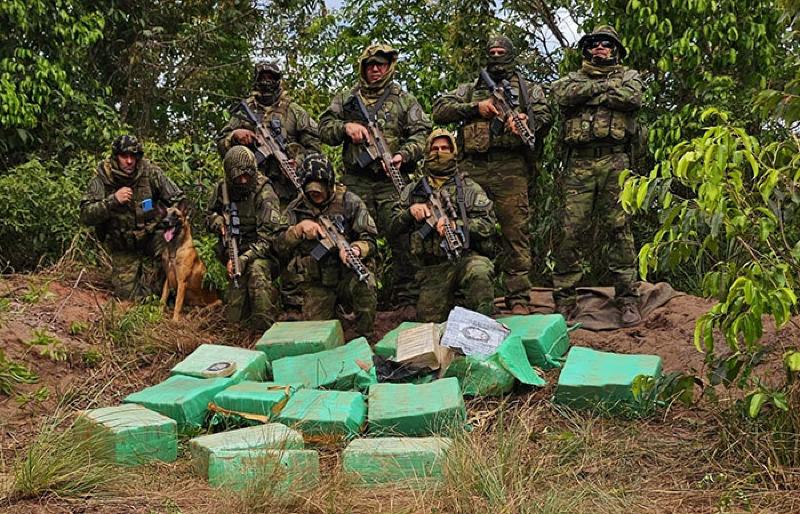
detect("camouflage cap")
[301,153,335,189]
[359,44,399,66]
[223,146,257,181]
[111,134,144,157]
[578,25,627,58]
[486,35,515,56]
[426,128,458,155]
[254,60,282,81]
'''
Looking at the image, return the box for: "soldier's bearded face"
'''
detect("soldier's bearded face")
[366,63,389,84]
[116,153,138,174]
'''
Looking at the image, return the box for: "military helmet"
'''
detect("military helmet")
[223,146,257,182]
[486,35,515,57]
[578,25,627,59]
[426,128,458,155]
[300,153,335,191]
[254,60,282,81]
[111,134,144,157]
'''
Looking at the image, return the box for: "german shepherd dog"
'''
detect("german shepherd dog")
[158,206,218,320]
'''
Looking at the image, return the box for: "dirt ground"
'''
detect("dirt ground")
[0,269,798,513]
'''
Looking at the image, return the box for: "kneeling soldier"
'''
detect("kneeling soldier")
[390,129,497,322]
[277,154,378,339]
[206,146,283,331]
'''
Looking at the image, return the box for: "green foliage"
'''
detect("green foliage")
[81,349,103,368]
[103,296,163,349]
[194,234,228,292]
[68,320,89,336]
[8,413,126,500]
[0,349,39,395]
[0,157,90,270]
[25,330,68,362]
[15,386,50,407]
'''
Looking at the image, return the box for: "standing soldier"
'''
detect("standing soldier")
[277,154,378,340]
[319,44,431,316]
[432,36,552,315]
[550,26,643,325]
[80,135,184,299]
[206,146,284,332]
[217,61,321,206]
[390,129,497,322]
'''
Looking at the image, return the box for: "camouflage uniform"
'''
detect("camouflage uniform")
[319,44,431,307]
[216,61,321,206]
[390,129,497,322]
[550,26,643,321]
[206,146,284,331]
[277,155,378,338]
[432,36,552,311]
[80,135,184,299]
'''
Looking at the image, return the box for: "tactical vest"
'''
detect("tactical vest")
[100,163,160,252]
[561,71,638,147]
[462,73,529,154]
[234,176,270,251]
[341,85,405,174]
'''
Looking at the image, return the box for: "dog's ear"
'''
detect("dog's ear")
[175,198,191,218]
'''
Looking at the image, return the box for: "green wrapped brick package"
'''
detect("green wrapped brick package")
[256,320,344,369]
[368,378,466,436]
[170,344,267,382]
[211,381,298,420]
[207,448,320,491]
[343,437,452,485]
[554,347,663,411]
[271,337,377,391]
[497,314,570,369]
[123,375,232,428]
[76,404,177,465]
[276,389,367,442]
[444,336,546,396]
[190,423,305,479]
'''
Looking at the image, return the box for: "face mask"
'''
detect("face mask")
[487,53,515,79]
[255,79,281,104]
[425,151,457,176]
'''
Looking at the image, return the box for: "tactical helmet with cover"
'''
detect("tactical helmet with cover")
[486,35,516,80]
[224,146,257,197]
[578,25,627,65]
[300,153,335,193]
[253,60,282,105]
[111,134,144,157]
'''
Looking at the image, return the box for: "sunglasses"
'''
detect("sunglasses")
[589,40,615,49]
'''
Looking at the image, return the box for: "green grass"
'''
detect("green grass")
[0,349,38,395]
[5,412,128,501]
[25,329,68,362]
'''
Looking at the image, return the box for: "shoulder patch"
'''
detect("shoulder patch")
[455,83,471,98]
[407,102,424,124]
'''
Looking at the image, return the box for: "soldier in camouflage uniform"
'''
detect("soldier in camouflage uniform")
[216,61,321,206]
[277,154,379,339]
[390,129,497,322]
[80,135,184,299]
[551,26,643,326]
[432,36,552,315]
[319,44,431,314]
[206,146,283,331]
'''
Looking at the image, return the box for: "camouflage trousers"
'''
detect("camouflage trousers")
[110,251,162,300]
[342,174,417,307]
[416,254,495,323]
[225,258,280,332]
[301,272,377,340]
[461,151,531,308]
[552,151,638,305]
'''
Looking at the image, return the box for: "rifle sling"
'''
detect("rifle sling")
[354,85,394,122]
[455,173,470,250]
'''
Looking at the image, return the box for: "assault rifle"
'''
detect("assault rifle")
[231,101,303,192]
[349,93,407,195]
[416,178,464,261]
[220,181,242,288]
[479,68,537,150]
[310,214,372,283]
